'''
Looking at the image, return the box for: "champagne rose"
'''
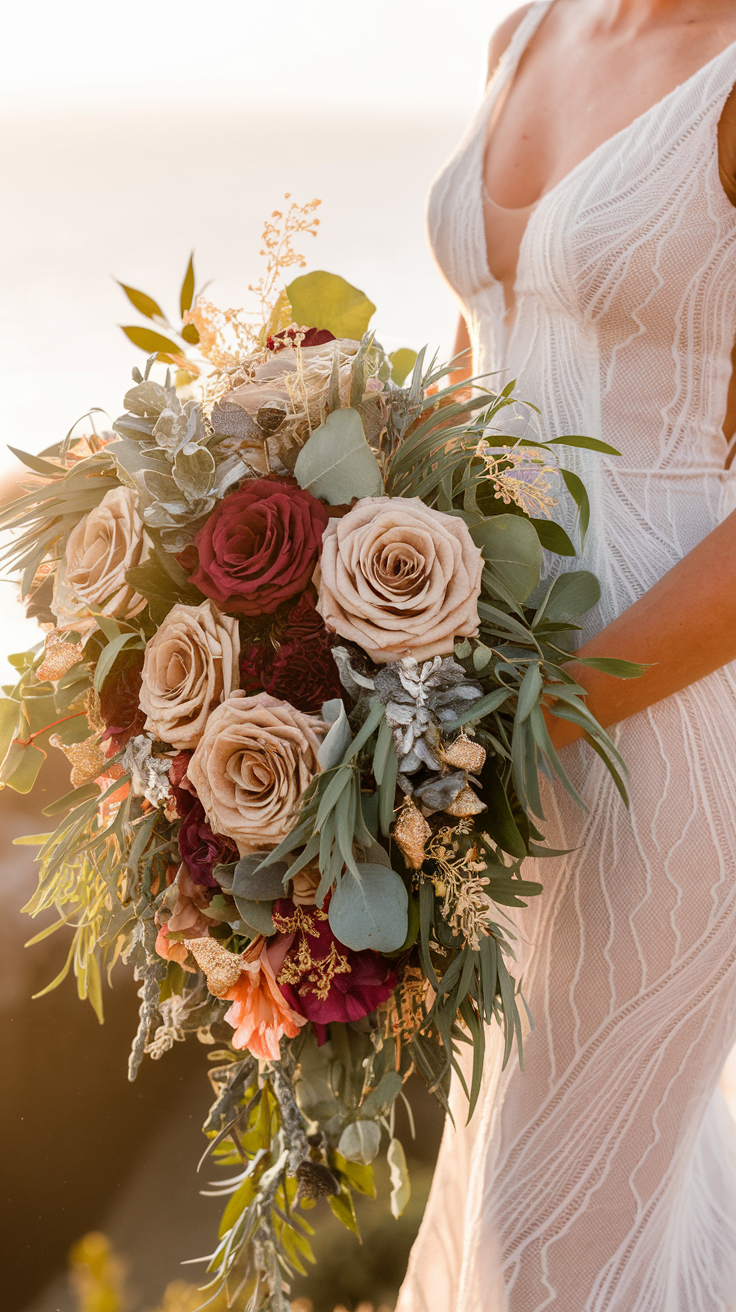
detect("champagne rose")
[139,599,240,750]
[52,486,150,631]
[317,496,483,662]
[187,692,326,855]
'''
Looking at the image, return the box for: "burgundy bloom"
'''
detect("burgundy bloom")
[99,648,146,753]
[169,752,237,887]
[188,479,329,617]
[267,326,336,352]
[271,897,396,1041]
[240,593,342,714]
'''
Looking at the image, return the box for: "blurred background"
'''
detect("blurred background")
[0,2,518,1309]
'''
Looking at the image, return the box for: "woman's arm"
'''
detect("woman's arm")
[449,315,472,385]
[546,508,736,748]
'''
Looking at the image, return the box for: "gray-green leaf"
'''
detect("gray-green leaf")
[388,1137,411,1218]
[338,1120,381,1165]
[328,862,408,952]
[294,408,383,505]
[470,514,542,603]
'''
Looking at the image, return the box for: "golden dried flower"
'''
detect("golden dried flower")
[393,796,432,870]
[50,733,106,788]
[184,937,244,998]
[441,733,487,773]
[443,785,487,819]
[36,631,84,683]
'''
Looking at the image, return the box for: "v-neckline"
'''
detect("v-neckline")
[479,0,736,320]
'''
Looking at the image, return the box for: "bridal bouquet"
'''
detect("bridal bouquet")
[5,200,634,1310]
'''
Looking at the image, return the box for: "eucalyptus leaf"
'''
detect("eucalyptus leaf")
[470,514,542,603]
[338,1120,381,1165]
[387,1137,411,1218]
[390,348,418,386]
[328,862,408,952]
[530,517,576,557]
[535,570,601,625]
[0,698,21,768]
[286,270,376,340]
[232,896,276,936]
[232,854,289,901]
[294,408,383,504]
[3,742,46,793]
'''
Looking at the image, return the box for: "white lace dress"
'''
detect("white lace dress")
[396,5,736,1310]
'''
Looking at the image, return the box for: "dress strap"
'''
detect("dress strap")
[489,0,554,95]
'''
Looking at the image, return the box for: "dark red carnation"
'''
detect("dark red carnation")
[240,592,342,713]
[99,648,146,753]
[271,897,396,1042]
[178,800,237,887]
[169,753,237,888]
[188,479,329,617]
[267,326,336,352]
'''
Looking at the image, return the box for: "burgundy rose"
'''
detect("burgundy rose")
[267,326,336,352]
[240,593,342,713]
[99,648,146,753]
[169,752,237,887]
[188,479,329,617]
[271,897,396,1042]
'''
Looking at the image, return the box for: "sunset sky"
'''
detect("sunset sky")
[2,0,518,112]
[0,0,517,666]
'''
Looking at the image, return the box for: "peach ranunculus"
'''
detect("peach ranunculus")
[316,496,484,663]
[187,691,327,855]
[139,599,240,750]
[223,942,306,1059]
[52,486,150,632]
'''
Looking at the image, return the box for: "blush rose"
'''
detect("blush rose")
[139,599,240,750]
[187,691,327,855]
[317,496,483,662]
[52,486,150,632]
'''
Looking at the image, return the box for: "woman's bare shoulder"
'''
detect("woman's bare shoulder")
[487,4,536,82]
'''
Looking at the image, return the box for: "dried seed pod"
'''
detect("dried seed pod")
[184,937,244,997]
[295,1160,340,1202]
[37,630,84,683]
[393,796,432,870]
[443,785,487,819]
[441,732,487,774]
[256,401,288,435]
[49,733,106,788]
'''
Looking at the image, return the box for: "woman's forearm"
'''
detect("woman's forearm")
[546,508,736,749]
[450,315,472,385]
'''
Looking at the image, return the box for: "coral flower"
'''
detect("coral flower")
[223,944,306,1060]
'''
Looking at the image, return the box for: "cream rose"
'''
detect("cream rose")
[139,599,240,749]
[316,496,483,663]
[52,486,150,632]
[187,692,326,855]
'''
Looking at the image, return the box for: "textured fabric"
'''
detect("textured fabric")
[397,5,736,1309]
